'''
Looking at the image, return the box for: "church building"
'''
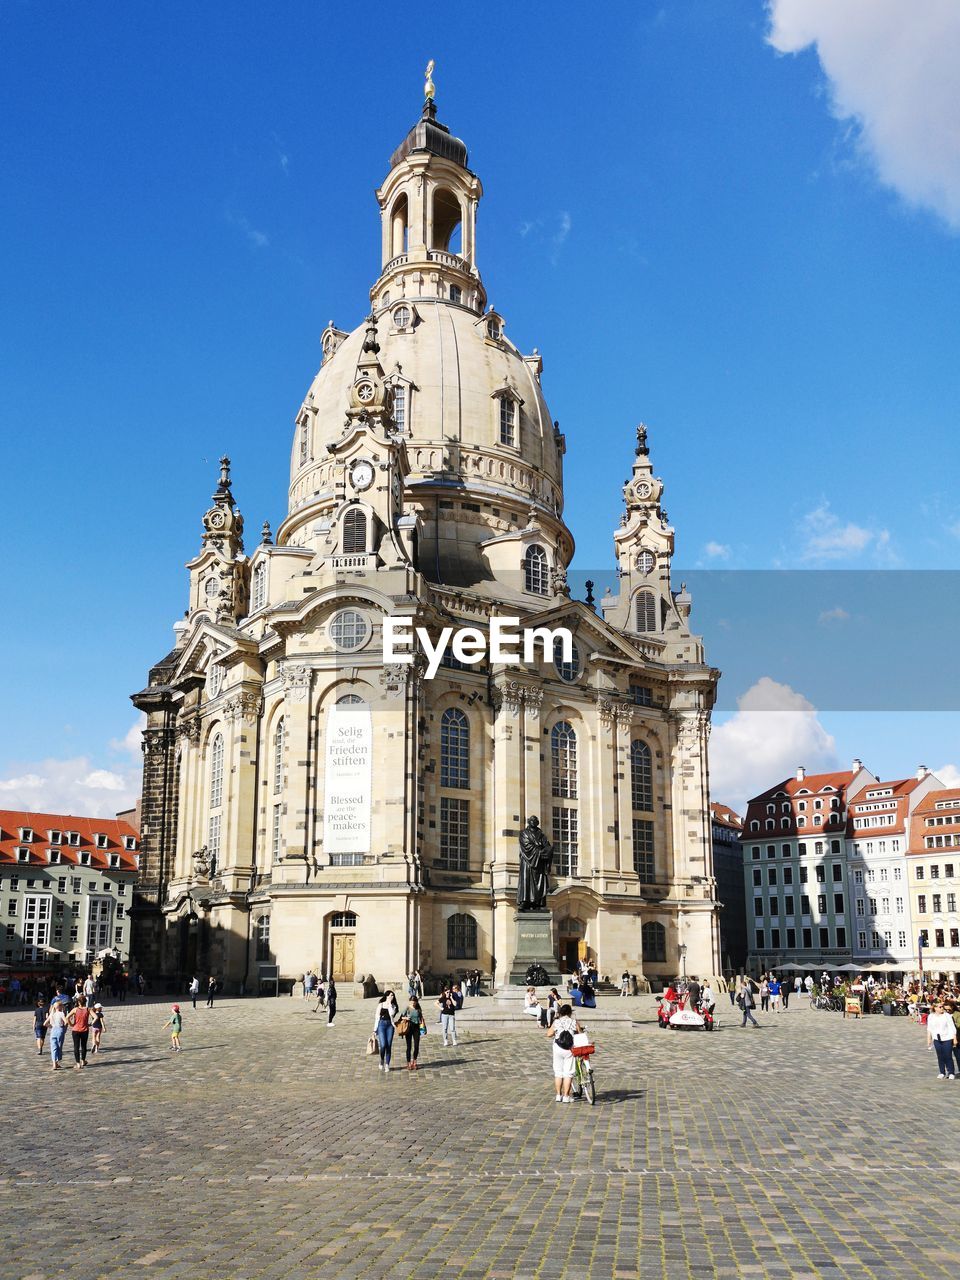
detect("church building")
[131,84,720,991]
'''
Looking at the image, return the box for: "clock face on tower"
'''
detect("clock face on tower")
[349,460,375,492]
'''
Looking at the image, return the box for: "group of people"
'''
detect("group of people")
[5,969,145,1007]
[33,982,107,1070]
[368,982,466,1071]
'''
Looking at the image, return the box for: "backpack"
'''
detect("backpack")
[555,1029,574,1050]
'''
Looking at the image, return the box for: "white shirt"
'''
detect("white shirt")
[701,985,714,1005]
[928,1012,956,1041]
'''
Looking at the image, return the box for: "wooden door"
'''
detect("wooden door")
[332,934,356,982]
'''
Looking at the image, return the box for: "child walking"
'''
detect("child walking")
[163,1004,183,1052]
[90,1003,106,1054]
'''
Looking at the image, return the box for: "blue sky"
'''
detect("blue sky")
[1,0,957,814]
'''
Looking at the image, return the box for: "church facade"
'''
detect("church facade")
[131,92,721,992]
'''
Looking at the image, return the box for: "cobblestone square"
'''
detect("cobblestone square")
[1,995,955,1279]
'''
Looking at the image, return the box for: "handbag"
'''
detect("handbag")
[366,1034,377,1056]
[396,1016,410,1036]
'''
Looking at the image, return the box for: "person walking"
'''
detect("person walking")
[729,978,739,1007]
[326,978,337,1027]
[373,991,398,1071]
[398,996,425,1070]
[739,980,760,1028]
[188,976,200,1009]
[67,997,91,1070]
[163,1004,183,1053]
[33,996,48,1055]
[437,986,458,1047]
[206,976,216,1008]
[46,997,68,1071]
[83,974,96,1007]
[546,1002,581,1103]
[927,1000,957,1079]
[781,978,790,1011]
[89,1003,106,1054]
[759,976,770,1013]
[314,976,326,1012]
[768,977,782,1012]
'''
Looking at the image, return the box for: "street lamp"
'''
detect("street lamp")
[679,942,688,980]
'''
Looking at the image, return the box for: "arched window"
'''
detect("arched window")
[641,921,666,963]
[392,382,406,432]
[447,912,477,959]
[255,915,270,962]
[635,590,657,633]
[343,508,366,555]
[272,718,284,794]
[209,734,224,809]
[440,708,469,789]
[336,694,364,705]
[432,187,462,254]
[630,740,653,811]
[390,193,408,258]
[299,418,309,467]
[252,560,267,612]
[551,722,577,799]
[524,544,548,595]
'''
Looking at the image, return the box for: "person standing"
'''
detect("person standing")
[804,973,814,997]
[33,996,47,1055]
[206,976,216,1008]
[373,991,398,1071]
[620,970,631,997]
[67,997,91,1070]
[739,980,760,1028]
[188,976,200,1009]
[700,981,715,1014]
[326,978,337,1027]
[47,998,68,1070]
[781,979,790,1011]
[546,1002,581,1103]
[729,978,739,1007]
[437,986,458,1047]
[89,1003,106,1054]
[768,976,781,1012]
[314,976,326,1012]
[163,1004,183,1053]
[83,974,96,1007]
[759,976,770,1013]
[687,976,701,1010]
[399,996,425,1069]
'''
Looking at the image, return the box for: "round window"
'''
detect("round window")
[329,609,369,651]
[394,305,410,329]
[636,549,655,575]
[553,638,581,683]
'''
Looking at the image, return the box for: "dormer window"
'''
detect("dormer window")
[67,831,80,846]
[48,830,62,845]
[487,319,502,341]
[18,827,33,843]
[252,560,268,612]
[95,833,108,849]
[393,304,411,329]
[79,851,91,866]
[523,544,549,595]
[48,849,61,865]
[109,854,120,868]
[16,847,30,863]
[123,836,136,852]
[499,397,516,446]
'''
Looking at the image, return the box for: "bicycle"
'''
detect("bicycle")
[570,1042,596,1105]
[809,994,835,1011]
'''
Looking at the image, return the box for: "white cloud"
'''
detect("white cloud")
[767,0,960,230]
[703,541,731,560]
[0,755,140,815]
[935,763,960,789]
[818,606,850,625]
[797,501,889,563]
[709,676,838,813]
[109,715,146,758]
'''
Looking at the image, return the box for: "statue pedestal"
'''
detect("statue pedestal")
[507,911,561,987]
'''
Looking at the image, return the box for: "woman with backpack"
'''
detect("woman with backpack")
[545,1002,582,1103]
[398,995,425,1070]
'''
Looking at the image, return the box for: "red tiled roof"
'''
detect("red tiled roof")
[710,802,742,830]
[0,809,139,871]
[912,787,960,816]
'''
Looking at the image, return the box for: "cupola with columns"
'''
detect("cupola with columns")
[185,456,248,625]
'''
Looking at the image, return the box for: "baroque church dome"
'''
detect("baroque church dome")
[277,97,572,589]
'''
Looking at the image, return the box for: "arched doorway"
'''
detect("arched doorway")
[557,916,586,973]
[329,911,357,982]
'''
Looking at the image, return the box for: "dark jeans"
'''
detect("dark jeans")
[741,1007,759,1026]
[72,1030,89,1063]
[760,996,770,1012]
[729,990,736,1005]
[206,991,215,1007]
[782,990,790,1009]
[404,1030,421,1062]
[327,999,336,1024]
[934,1039,955,1075]
[377,1021,394,1065]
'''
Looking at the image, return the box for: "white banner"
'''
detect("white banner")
[323,704,372,854]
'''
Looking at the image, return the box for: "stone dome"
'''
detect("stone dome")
[282,298,569,558]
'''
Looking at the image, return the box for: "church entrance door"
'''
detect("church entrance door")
[332,933,356,983]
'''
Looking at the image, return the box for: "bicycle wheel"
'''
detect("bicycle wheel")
[570,1065,583,1098]
[583,1063,596,1105]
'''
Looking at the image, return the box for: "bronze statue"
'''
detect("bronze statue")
[517,816,553,912]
